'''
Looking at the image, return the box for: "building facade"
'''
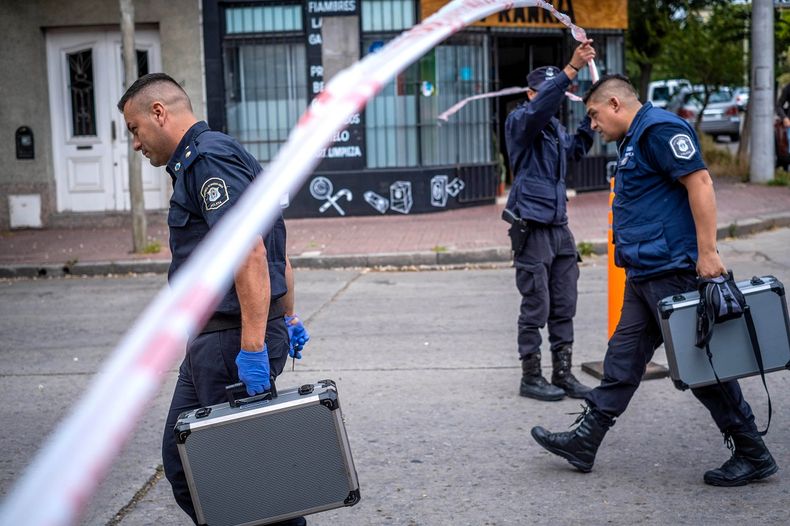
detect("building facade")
[202,0,627,219]
[0,0,203,230]
[0,0,626,228]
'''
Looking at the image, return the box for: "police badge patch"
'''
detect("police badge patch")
[200,178,230,211]
[669,134,696,160]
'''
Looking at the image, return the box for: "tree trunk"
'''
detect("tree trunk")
[120,0,147,252]
[638,63,653,103]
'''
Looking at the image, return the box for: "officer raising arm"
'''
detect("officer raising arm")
[504,40,596,402]
[531,74,777,487]
[118,73,308,526]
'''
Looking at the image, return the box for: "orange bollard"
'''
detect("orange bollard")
[607,175,626,338]
[597,174,668,381]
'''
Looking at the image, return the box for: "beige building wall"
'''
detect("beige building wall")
[0,0,204,229]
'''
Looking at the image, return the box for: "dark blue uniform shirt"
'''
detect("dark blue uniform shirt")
[165,121,288,315]
[505,70,594,225]
[612,102,706,279]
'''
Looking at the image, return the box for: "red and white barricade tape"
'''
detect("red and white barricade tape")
[437,87,584,122]
[0,1,590,524]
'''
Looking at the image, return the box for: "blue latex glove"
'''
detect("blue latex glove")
[284,315,310,359]
[235,345,271,396]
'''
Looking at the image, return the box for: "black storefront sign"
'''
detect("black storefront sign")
[305,0,365,171]
[283,165,499,218]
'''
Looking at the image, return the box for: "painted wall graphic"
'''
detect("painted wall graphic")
[446,177,465,197]
[363,191,389,213]
[309,176,352,215]
[285,166,492,218]
[430,175,466,207]
[430,175,449,207]
[389,181,413,214]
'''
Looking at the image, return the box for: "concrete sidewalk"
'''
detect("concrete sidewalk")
[1,178,790,277]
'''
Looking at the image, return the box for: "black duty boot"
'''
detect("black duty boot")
[704,430,778,486]
[551,346,593,399]
[531,404,614,473]
[520,353,565,401]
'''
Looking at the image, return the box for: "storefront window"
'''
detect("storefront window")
[362,0,418,168]
[362,1,492,168]
[225,4,302,33]
[420,34,491,166]
[363,36,419,168]
[362,0,414,31]
[223,4,307,162]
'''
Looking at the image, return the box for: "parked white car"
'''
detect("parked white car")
[647,79,692,108]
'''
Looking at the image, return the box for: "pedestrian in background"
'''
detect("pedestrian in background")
[531,74,777,487]
[775,81,790,166]
[504,41,596,401]
[118,73,310,524]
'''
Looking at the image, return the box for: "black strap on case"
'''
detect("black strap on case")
[698,275,772,436]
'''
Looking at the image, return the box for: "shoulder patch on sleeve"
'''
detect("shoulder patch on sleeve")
[200,177,230,211]
[669,133,696,160]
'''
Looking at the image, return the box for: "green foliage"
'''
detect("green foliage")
[577,241,594,257]
[656,4,747,92]
[777,10,790,86]
[142,239,161,254]
[768,168,790,186]
[626,1,727,98]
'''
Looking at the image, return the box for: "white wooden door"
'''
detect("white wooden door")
[108,30,168,210]
[46,29,168,213]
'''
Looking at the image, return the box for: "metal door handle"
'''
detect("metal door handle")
[111,121,116,141]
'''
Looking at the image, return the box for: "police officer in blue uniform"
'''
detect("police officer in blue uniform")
[118,73,310,524]
[504,41,596,401]
[531,75,777,486]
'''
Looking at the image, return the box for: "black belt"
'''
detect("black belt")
[200,299,285,334]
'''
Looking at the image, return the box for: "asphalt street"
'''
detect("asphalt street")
[1,229,790,525]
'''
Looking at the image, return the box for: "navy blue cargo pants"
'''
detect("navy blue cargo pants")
[515,223,579,359]
[586,270,757,433]
[161,314,306,525]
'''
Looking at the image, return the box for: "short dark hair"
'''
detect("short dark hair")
[116,72,188,112]
[582,73,636,104]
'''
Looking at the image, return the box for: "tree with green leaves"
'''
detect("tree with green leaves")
[626,0,726,100]
[775,8,790,86]
[656,2,747,129]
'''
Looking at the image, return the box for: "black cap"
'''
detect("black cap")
[527,66,559,90]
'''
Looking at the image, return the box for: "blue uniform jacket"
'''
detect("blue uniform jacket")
[612,103,705,279]
[505,70,594,225]
[165,121,288,315]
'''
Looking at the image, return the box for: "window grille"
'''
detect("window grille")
[226,4,303,33]
[420,34,491,166]
[223,3,307,162]
[68,49,96,137]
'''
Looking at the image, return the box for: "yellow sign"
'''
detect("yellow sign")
[420,0,628,31]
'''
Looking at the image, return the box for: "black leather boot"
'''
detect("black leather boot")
[551,346,592,399]
[520,353,565,401]
[704,430,778,486]
[531,404,614,472]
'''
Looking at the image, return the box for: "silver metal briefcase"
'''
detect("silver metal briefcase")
[175,379,360,526]
[658,275,790,390]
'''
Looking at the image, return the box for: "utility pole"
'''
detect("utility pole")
[750,0,775,183]
[120,0,147,252]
